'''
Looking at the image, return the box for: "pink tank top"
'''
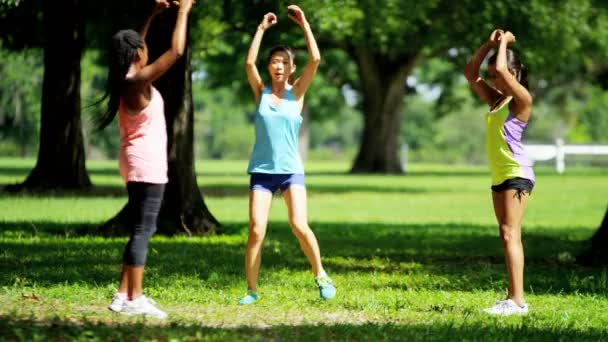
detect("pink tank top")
[118,86,168,184]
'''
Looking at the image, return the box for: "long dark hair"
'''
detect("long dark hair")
[94,29,144,130]
[488,48,529,90]
[268,45,296,85]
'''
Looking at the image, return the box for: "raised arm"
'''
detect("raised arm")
[246,13,277,103]
[495,32,532,120]
[464,29,502,106]
[130,0,193,84]
[288,5,320,101]
[139,0,170,41]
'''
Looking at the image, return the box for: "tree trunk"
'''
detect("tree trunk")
[157,44,220,235]
[8,0,91,191]
[350,48,416,174]
[100,11,220,236]
[298,105,310,161]
[13,90,26,158]
[577,206,608,266]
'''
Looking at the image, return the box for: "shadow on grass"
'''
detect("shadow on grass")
[0,220,605,295]
[1,316,606,341]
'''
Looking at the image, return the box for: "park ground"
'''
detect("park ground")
[1,159,607,341]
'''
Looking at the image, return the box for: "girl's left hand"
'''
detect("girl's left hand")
[503,31,516,44]
[287,5,307,27]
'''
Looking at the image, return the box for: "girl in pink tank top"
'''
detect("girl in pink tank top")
[94,0,193,319]
[118,86,168,184]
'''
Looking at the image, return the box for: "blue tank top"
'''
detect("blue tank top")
[247,86,304,174]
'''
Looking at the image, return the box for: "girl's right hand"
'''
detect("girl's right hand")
[177,0,194,13]
[487,29,504,46]
[259,12,278,30]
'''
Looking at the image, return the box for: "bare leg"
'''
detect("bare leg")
[128,266,145,299]
[245,190,273,291]
[493,190,528,307]
[282,185,324,276]
[117,264,129,295]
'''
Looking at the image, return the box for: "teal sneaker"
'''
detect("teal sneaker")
[238,290,259,305]
[315,275,336,300]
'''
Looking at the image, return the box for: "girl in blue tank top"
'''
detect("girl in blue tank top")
[239,5,335,305]
[464,29,534,316]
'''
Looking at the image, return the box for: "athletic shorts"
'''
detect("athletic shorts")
[491,177,534,199]
[249,173,305,193]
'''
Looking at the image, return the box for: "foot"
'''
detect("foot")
[238,290,259,305]
[483,299,528,316]
[121,295,168,319]
[108,292,127,313]
[315,275,336,300]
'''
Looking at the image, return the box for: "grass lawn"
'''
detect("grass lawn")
[1,158,607,341]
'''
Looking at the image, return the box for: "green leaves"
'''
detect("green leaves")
[0,0,23,8]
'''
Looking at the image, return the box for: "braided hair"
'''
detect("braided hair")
[95,29,144,130]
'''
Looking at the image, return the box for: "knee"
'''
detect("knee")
[499,224,520,244]
[248,223,266,243]
[147,225,157,237]
[135,225,156,239]
[132,223,155,241]
[290,220,311,237]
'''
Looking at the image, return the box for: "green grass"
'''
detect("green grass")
[1,158,607,341]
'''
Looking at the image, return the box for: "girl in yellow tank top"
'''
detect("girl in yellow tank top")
[464,29,534,316]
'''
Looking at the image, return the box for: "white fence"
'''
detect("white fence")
[524,139,608,173]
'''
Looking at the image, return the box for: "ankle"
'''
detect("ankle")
[130,293,144,301]
[509,297,525,307]
[315,270,328,278]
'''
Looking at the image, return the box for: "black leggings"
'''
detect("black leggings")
[123,182,165,267]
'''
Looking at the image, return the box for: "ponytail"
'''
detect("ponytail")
[518,63,529,90]
[487,48,528,90]
[94,29,144,130]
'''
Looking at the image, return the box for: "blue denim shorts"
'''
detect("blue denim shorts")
[249,173,305,193]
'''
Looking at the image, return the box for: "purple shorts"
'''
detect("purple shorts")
[249,173,305,193]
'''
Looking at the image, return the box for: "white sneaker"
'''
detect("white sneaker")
[108,293,127,312]
[121,295,168,319]
[484,299,528,316]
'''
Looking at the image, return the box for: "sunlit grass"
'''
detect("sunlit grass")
[0,158,607,340]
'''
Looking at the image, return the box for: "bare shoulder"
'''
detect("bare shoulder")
[511,96,533,121]
[120,81,152,113]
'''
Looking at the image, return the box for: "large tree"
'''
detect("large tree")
[204,0,608,173]
[147,9,220,235]
[2,0,91,190]
[309,0,608,173]
[1,1,220,233]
